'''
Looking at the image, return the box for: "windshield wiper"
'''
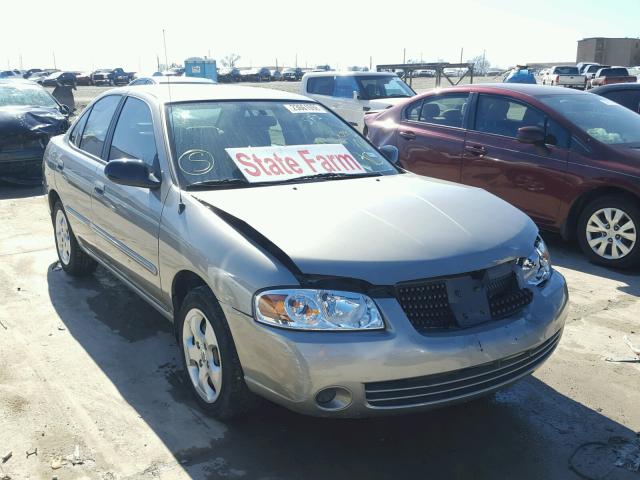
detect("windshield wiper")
[272,171,384,184]
[185,178,250,190]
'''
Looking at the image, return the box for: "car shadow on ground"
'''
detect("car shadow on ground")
[542,232,640,297]
[0,182,44,200]
[47,264,640,480]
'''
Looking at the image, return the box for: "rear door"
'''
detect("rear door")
[332,75,363,129]
[304,76,339,114]
[462,94,571,227]
[55,95,121,246]
[90,96,164,300]
[396,93,470,183]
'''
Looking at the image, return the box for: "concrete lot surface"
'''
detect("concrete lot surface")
[0,184,639,479]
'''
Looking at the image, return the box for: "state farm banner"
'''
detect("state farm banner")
[225,144,366,183]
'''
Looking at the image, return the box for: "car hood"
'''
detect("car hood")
[191,174,538,284]
[0,106,67,143]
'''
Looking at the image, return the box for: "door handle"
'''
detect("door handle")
[94,181,105,195]
[399,130,416,140]
[56,159,64,171]
[465,144,487,156]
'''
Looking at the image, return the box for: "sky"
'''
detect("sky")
[2,0,639,73]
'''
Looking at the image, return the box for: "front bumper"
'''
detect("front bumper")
[0,145,45,176]
[223,270,569,417]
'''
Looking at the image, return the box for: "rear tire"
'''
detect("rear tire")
[577,195,640,269]
[177,286,255,419]
[52,201,97,276]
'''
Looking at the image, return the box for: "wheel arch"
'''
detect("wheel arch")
[562,186,640,240]
[48,189,61,216]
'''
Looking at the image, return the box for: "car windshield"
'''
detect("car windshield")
[167,101,398,188]
[356,76,415,99]
[0,84,58,108]
[539,93,640,145]
[555,67,579,75]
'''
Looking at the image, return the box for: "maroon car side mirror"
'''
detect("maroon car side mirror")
[517,126,546,145]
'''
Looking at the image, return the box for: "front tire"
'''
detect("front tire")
[177,286,254,419]
[577,195,640,269]
[52,201,96,276]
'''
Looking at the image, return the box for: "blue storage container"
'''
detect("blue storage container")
[184,57,218,82]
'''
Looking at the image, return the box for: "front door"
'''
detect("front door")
[462,94,570,227]
[90,96,164,300]
[396,93,470,183]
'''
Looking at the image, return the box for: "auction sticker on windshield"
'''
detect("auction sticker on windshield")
[283,103,327,113]
[226,144,366,183]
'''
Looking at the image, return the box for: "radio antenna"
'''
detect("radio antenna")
[163,28,185,214]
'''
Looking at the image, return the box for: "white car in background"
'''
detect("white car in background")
[300,71,415,131]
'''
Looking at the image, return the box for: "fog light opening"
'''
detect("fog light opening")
[315,387,352,411]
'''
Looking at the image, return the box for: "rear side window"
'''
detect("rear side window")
[80,95,121,157]
[416,94,469,128]
[306,76,335,96]
[602,68,629,77]
[108,97,157,167]
[69,109,90,146]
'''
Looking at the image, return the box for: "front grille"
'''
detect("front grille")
[365,330,561,408]
[396,281,456,330]
[396,267,533,333]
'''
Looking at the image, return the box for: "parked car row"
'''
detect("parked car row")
[44,82,568,420]
[217,67,305,83]
[538,63,639,90]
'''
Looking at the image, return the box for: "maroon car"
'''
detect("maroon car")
[365,84,640,268]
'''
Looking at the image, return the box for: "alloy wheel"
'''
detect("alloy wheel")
[182,308,222,403]
[586,207,637,260]
[55,209,71,265]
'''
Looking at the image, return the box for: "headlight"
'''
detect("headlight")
[254,289,384,331]
[518,236,552,286]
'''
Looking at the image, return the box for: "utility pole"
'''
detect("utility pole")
[403,48,406,64]
[459,47,463,64]
[275,58,278,70]
[52,51,57,69]
[482,49,486,75]
[19,54,23,69]
[369,55,372,71]
[156,54,160,72]
[295,53,298,68]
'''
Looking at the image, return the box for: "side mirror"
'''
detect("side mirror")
[59,104,70,116]
[104,159,161,189]
[517,126,546,145]
[379,145,400,165]
[352,90,360,101]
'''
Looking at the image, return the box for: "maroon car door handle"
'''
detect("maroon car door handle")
[465,144,487,156]
[399,130,416,140]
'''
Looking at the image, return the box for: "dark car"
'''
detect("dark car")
[74,72,93,86]
[0,80,69,184]
[91,69,113,86]
[365,83,640,268]
[282,67,304,81]
[217,67,241,82]
[41,71,77,87]
[591,83,640,113]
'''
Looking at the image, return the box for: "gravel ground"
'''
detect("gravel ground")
[0,185,639,479]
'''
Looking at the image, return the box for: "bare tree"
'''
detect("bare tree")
[221,53,241,68]
[467,55,491,75]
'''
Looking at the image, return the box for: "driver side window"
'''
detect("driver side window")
[108,97,157,168]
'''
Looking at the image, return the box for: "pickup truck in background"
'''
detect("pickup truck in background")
[589,67,637,89]
[542,66,586,89]
[90,68,135,86]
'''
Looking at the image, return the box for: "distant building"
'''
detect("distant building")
[577,37,640,66]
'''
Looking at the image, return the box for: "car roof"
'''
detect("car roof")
[590,83,640,94]
[136,76,215,84]
[101,83,311,104]
[425,83,586,98]
[304,71,394,77]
